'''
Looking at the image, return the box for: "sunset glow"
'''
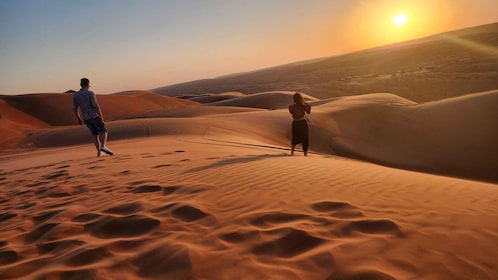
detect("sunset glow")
[393,14,408,27]
[1,0,497,94]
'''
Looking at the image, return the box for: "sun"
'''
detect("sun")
[392,13,408,27]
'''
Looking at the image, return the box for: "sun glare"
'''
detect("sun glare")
[392,13,408,27]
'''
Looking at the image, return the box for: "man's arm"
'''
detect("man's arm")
[91,92,105,122]
[74,111,83,125]
[73,95,83,125]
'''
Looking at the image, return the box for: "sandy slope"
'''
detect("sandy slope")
[0,90,497,279]
[308,91,498,182]
[0,91,198,126]
[0,137,497,280]
[0,91,198,150]
[9,90,497,182]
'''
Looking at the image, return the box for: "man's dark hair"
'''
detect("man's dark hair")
[80,78,90,87]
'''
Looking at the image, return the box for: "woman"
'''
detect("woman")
[288,92,311,156]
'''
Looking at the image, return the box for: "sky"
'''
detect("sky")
[1,0,497,94]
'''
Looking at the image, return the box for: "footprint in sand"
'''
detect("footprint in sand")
[171,205,211,222]
[0,212,17,223]
[311,200,401,237]
[151,202,217,226]
[60,270,97,280]
[163,186,181,195]
[16,202,36,210]
[141,153,156,158]
[104,202,144,215]
[0,249,18,265]
[130,185,162,194]
[311,200,365,219]
[250,212,309,229]
[33,210,63,224]
[131,243,192,279]
[329,269,396,280]
[234,210,329,258]
[252,228,326,258]
[84,215,160,239]
[153,164,173,169]
[37,239,85,255]
[342,219,401,236]
[72,213,102,223]
[25,223,60,244]
[219,230,260,243]
[65,247,112,267]
[42,170,69,180]
[162,184,209,196]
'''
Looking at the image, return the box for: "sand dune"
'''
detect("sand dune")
[1,83,497,279]
[0,91,198,151]
[153,22,498,103]
[207,91,319,110]
[308,90,498,182]
[10,90,497,182]
[0,91,198,126]
[177,91,319,110]
[183,92,246,104]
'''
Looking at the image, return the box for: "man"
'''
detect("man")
[73,78,113,157]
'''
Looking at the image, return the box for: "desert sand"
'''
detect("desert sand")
[0,88,497,280]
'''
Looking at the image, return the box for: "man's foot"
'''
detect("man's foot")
[100,146,114,155]
[97,151,102,157]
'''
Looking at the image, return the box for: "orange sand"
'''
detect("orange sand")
[0,89,497,279]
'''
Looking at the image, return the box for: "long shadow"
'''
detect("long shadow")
[182,137,326,156]
[184,153,288,173]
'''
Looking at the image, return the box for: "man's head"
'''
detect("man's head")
[80,78,90,88]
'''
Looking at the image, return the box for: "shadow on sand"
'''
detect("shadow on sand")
[184,153,288,173]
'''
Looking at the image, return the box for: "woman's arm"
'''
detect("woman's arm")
[304,103,311,114]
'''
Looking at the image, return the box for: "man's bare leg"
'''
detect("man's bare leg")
[99,132,113,155]
[93,135,101,152]
[99,132,107,148]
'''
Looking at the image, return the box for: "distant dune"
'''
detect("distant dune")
[194,91,319,110]
[153,22,498,102]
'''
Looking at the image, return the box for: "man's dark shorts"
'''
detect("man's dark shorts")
[84,116,108,135]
